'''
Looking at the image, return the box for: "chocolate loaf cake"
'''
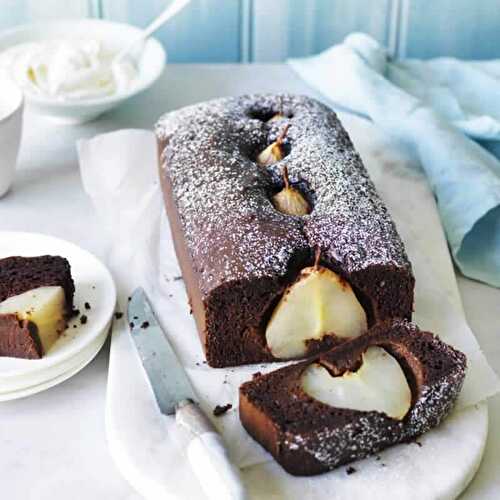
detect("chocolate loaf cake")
[239,320,466,476]
[0,256,75,359]
[156,94,414,367]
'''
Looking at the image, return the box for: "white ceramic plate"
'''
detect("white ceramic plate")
[0,232,116,388]
[0,327,108,401]
[0,318,110,395]
[104,116,491,500]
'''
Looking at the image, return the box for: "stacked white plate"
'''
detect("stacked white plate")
[0,232,116,401]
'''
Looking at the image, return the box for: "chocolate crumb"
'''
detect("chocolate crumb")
[129,322,135,328]
[346,466,356,475]
[72,308,80,317]
[128,297,131,301]
[173,275,183,281]
[252,372,262,379]
[375,456,381,461]
[415,440,422,447]
[84,302,91,310]
[141,321,150,329]
[114,312,123,320]
[73,324,77,329]
[80,315,88,325]
[213,404,232,417]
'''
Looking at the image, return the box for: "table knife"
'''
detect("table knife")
[128,287,247,500]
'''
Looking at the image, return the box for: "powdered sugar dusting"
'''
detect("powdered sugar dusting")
[156,94,411,296]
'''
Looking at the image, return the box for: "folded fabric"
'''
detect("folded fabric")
[288,33,500,287]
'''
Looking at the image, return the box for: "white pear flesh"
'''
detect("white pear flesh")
[272,187,310,216]
[267,113,285,123]
[301,346,412,420]
[265,266,368,359]
[256,142,283,166]
[0,286,67,355]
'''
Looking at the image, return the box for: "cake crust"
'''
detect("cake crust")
[157,94,414,367]
[239,320,466,476]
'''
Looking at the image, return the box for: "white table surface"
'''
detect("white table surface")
[0,64,498,500]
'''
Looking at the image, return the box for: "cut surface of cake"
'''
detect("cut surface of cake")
[239,320,466,476]
[0,256,75,359]
[156,94,414,367]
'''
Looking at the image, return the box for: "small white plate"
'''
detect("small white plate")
[0,232,116,391]
[0,327,107,401]
[0,318,110,394]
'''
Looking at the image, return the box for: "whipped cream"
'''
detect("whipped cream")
[0,39,138,101]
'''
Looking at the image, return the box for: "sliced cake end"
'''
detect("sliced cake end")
[239,319,466,476]
[0,256,75,359]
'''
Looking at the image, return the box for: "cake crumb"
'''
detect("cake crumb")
[173,275,183,281]
[114,312,123,320]
[80,315,88,325]
[84,302,91,310]
[346,466,356,475]
[213,404,232,417]
[129,322,135,328]
[141,321,150,329]
[252,372,262,379]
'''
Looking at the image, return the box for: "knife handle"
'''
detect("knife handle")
[176,399,247,500]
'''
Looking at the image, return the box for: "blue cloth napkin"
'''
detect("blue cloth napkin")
[288,33,500,287]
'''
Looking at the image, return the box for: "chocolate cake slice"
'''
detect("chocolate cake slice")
[156,94,414,367]
[239,320,466,476]
[0,256,75,359]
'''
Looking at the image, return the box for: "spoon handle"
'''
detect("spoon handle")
[142,0,191,39]
[116,0,191,61]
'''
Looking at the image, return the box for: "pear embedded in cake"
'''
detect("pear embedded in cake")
[256,123,290,166]
[265,265,368,359]
[0,286,67,355]
[301,346,412,420]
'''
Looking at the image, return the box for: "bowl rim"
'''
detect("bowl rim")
[0,18,167,108]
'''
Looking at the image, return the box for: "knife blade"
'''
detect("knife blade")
[128,287,196,414]
[127,287,247,500]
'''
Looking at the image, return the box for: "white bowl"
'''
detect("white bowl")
[0,19,166,124]
[0,77,23,196]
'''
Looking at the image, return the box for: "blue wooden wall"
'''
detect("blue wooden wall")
[1,0,500,62]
